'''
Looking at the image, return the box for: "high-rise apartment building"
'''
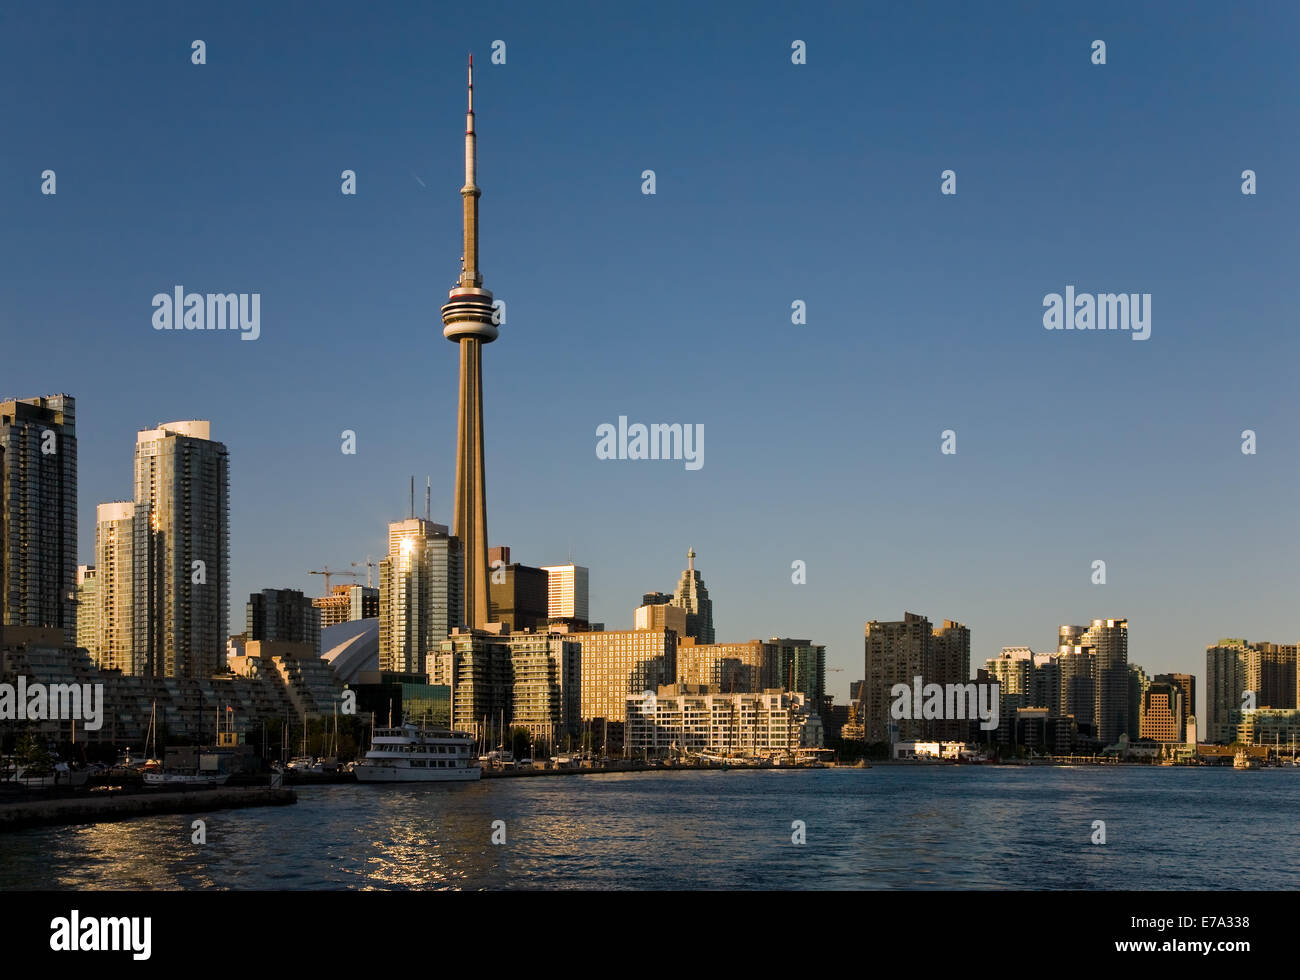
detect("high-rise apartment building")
[1085,618,1129,746]
[1246,643,1297,709]
[507,632,581,743]
[379,519,463,673]
[94,501,134,673]
[542,563,589,623]
[247,588,321,653]
[1206,639,1249,744]
[1057,644,1096,734]
[75,565,98,654]
[0,395,78,646]
[133,421,229,678]
[573,629,677,728]
[1056,618,1129,744]
[670,548,714,643]
[863,612,968,742]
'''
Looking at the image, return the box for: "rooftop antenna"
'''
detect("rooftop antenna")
[410,475,415,520]
[426,476,431,521]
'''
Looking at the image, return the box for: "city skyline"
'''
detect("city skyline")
[3,3,1297,707]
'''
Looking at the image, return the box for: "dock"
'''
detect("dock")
[0,786,297,832]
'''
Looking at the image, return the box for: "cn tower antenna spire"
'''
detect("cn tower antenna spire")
[442,52,499,631]
[459,53,480,288]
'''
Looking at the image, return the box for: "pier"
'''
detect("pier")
[0,786,296,832]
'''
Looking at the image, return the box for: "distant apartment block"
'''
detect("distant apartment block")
[94,501,134,672]
[676,637,778,693]
[770,637,829,717]
[75,565,98,654]
[313,584,378,629]
[247,587,321,653]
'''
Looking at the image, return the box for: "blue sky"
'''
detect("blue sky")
[3,2,1297,715]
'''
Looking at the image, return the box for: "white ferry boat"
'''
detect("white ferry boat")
[354,722,481,783]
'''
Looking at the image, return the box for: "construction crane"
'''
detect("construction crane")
[352,558,377,589]
[309,565,364,594]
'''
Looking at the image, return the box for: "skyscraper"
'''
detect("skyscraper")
[1084,618,1129,745]
[94,501,135,672]
[133,421,229,678]
[671,548,714,644]
[542,563,589,623]
[486,546,548,631]
[0,395,78,646]
[440,57,499,630]
[379,518,463,673]
[1206,640,1248,744]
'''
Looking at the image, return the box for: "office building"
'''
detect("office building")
[670,548,714,643]
[1154,672,1196,741]
[542,563,589,624]
[771,637,828,720]
[487,546,548,631]
[635,600,687,637]
[1139,681,1183,743]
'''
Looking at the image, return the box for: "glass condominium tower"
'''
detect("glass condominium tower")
[133,421,229,679]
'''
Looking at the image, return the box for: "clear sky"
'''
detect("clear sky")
[3,2,1297,717]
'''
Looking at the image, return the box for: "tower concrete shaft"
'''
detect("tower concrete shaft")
[441,55,498,630]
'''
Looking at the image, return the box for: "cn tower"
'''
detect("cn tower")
[441,55,497,630]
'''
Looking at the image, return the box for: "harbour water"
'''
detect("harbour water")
[1,766,1296,890]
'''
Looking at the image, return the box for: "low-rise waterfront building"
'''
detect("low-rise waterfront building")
[625,686,822,758]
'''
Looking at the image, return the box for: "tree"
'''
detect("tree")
[16,730,53,772]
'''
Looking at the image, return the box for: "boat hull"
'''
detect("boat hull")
[143,773,230,787]
[354,764,481,783]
